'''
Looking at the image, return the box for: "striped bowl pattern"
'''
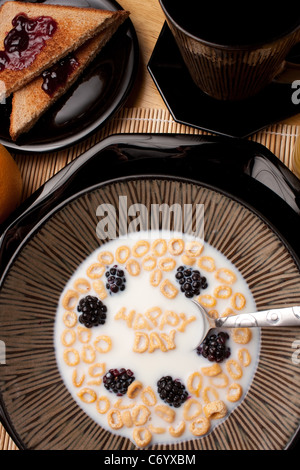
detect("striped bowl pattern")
[167,21,300,100]
[0,177,300,450]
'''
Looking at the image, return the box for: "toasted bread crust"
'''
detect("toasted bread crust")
[9,11,129,141]
[0,1,127,100]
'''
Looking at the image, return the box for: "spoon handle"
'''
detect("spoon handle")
[215,306,300,328]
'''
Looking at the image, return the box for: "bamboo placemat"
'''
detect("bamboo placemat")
[12,107,300,202]
[1,106,300,451]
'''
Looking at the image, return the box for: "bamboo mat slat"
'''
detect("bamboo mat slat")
[0,421,18,450]
[13,107,300,202]
[1,106,300,451]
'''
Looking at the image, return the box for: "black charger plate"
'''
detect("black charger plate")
[1,134,300,451]
[148,23,300,138]
[1,133,299,262]
[0,0,139,152]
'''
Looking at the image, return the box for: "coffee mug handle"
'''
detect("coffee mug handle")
[273,41,300,84]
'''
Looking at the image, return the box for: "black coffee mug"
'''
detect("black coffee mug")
[159,1,300,100]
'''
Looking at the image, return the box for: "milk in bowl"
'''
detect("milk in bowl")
[54,230,260,448]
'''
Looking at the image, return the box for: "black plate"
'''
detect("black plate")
[1,134,300,451]
[0,0,139,152]
[148,23,300,138]
[1,133,300,274]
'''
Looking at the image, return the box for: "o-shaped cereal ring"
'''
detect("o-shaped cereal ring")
[185,240,204,258]
[81,344,96,364]
[226,383,243,403]
[168,238,184,255]
[232,328,252,344]
[238,348,251,367]
[231,292,246,310]
[96,396,110,414]
[132,240,150,258]
[214,285,232,299]
[115,245,130,264]
[226,359,243,380]
[126,259,141,276]
[77,387,97,404]
[73,278,91,294]
[132,405,151,426]
[97,251,114,265]
[107,409,123,429]
[189,416,210,436]
[158,257,176,271]
[141,386,157,406]
[63,348,80,367]
[198,294,216,308]
[187,372,202,397]
[86,263,105,279]
[93,335,112,353]
[62,290,79,310]
[61,329,76,347]
[160,279,178,299]
[183,398,202,421]
[215,268,237,285]
[197,256,216,272]
[63,310,77,328]
[151,239,167,257]
[150,269,162,287]
[142,255,157,271]
[77,326,92,344]
[132,427,152,448]
[88,363,106,378]
[209,373,229,389]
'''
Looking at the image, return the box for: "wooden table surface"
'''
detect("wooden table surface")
[1,0,300,452]
[121,0,167,109]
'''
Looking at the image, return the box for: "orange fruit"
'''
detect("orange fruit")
[0,144,23,224]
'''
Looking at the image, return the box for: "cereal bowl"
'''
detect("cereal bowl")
[0,134,300,450]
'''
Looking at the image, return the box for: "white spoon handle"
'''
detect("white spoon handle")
[215,306,300,328]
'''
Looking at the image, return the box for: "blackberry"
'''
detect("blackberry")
[175,266,208,298]
[157,376,189,408]
[103,368,135,396]
[105,265,126,294]
[77,295,107,328]
[197,331,231,362]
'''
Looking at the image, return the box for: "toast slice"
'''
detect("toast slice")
[9,13,129,141]
[0,1,128,101]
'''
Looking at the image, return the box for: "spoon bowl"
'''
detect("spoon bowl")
[192,300,300,346]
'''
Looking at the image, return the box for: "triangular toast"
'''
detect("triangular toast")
[9,12,129,141]
[0,1,128,101]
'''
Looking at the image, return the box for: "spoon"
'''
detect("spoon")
[192,300,300,345]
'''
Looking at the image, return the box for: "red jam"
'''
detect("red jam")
[41,54,79,96]
[0,13,57,72]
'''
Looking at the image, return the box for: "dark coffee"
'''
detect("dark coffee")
[161,0,300,46]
